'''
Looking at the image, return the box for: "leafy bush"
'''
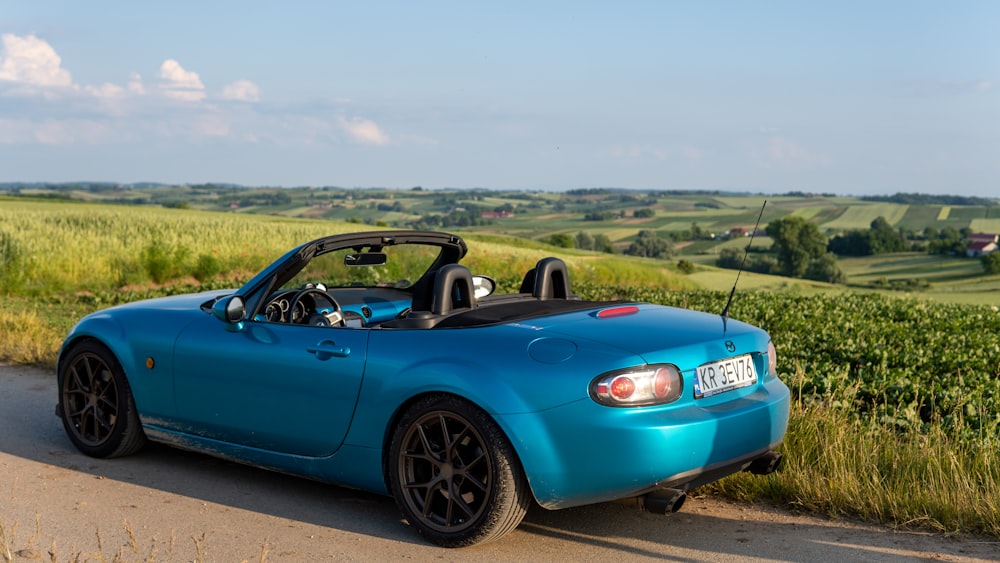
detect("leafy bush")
[545,233,575,248]
[141,241,191,284]
[982,252,1000,274]
[193,253,223,282]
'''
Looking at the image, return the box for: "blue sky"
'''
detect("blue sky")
[1,1,997,196]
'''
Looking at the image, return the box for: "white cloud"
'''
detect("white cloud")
[337,116,390,146]
[128,72,146,95]
[0,33,74,90]
[158,59,205,101]
[221,79,260,102]
[84,82,126,99]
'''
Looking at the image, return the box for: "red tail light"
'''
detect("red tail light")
[610,376,636,399]
[591,364,683,407]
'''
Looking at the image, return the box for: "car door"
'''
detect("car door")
[171,317,369,457]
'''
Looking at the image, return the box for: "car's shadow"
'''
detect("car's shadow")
[0,367,963,561]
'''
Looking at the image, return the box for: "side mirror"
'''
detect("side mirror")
[213,295,246,327]
[472,275,496,299]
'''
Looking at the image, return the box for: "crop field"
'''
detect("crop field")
[970,218,1000,233]
[898,205,944,229]
[948,205,989,222]
[838,254,982,282]
[0,198,693,297]
[590,286,1000,535]
[819,203,909,231]
[1,195,999,537]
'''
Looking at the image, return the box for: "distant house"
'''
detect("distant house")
[481,211,515,219]
[727,227,749,238]
[967,233,999,257]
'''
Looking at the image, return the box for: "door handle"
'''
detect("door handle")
[307,340,351,360]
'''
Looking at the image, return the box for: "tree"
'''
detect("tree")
[546,233,575,248]
[574,231,594,250]
[804,252,847,284]
[766,216,828,277]
[624,230,672,259]
[593,233,615,254]
[827,216,906,257]
[867,216,906,254]
[716,247,743,269]
[983,252,1000,275]
[927,226,967,255]
[716,247,779,275]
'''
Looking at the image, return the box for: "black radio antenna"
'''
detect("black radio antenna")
[721,199,767,333]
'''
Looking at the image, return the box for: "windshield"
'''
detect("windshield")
[279,242,444,291]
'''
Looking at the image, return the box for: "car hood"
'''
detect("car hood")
[102,289,234,313]
[523,303,766,365]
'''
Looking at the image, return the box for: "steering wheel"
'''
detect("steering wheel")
[287,286,345,327]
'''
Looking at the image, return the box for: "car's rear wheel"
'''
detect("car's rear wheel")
[388,395,530,547]
[58,341,147,458]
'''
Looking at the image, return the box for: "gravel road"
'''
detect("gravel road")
[1,362,997,562]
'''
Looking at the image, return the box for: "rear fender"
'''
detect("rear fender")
[347,356,539,449]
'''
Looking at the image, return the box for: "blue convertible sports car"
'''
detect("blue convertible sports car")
[56,230,790,547]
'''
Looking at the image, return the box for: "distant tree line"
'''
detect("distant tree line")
[827,217,907,256]
[861,192,997,207]
[545,231,615,254]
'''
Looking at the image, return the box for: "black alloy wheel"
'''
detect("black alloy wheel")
[389,395,529,547]
[58,341,147,458]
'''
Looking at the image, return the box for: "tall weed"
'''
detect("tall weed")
[0,230,25,294]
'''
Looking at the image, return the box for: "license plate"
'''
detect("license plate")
[693,354,758,398]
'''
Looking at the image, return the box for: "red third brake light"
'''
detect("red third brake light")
[596,306,640,319]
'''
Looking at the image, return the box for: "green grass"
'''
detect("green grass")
[834,252,1000,305]
[819,203,909,231]
[710,380,1000,536]
[970,218,1000,233]
[898,205,944,230]
[838,253,980,283]
[3,197,1000,539]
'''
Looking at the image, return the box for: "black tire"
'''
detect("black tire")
[57,340,147,458]
[388,395,530,547]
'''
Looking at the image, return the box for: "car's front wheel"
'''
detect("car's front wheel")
[388,395,530,547]
[57,340,147,458]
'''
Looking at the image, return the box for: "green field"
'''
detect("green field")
[971,218,1000,233]
[1,194,999,538]
[819,203,909,230]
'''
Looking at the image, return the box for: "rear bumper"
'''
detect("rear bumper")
[497,376,790,509]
